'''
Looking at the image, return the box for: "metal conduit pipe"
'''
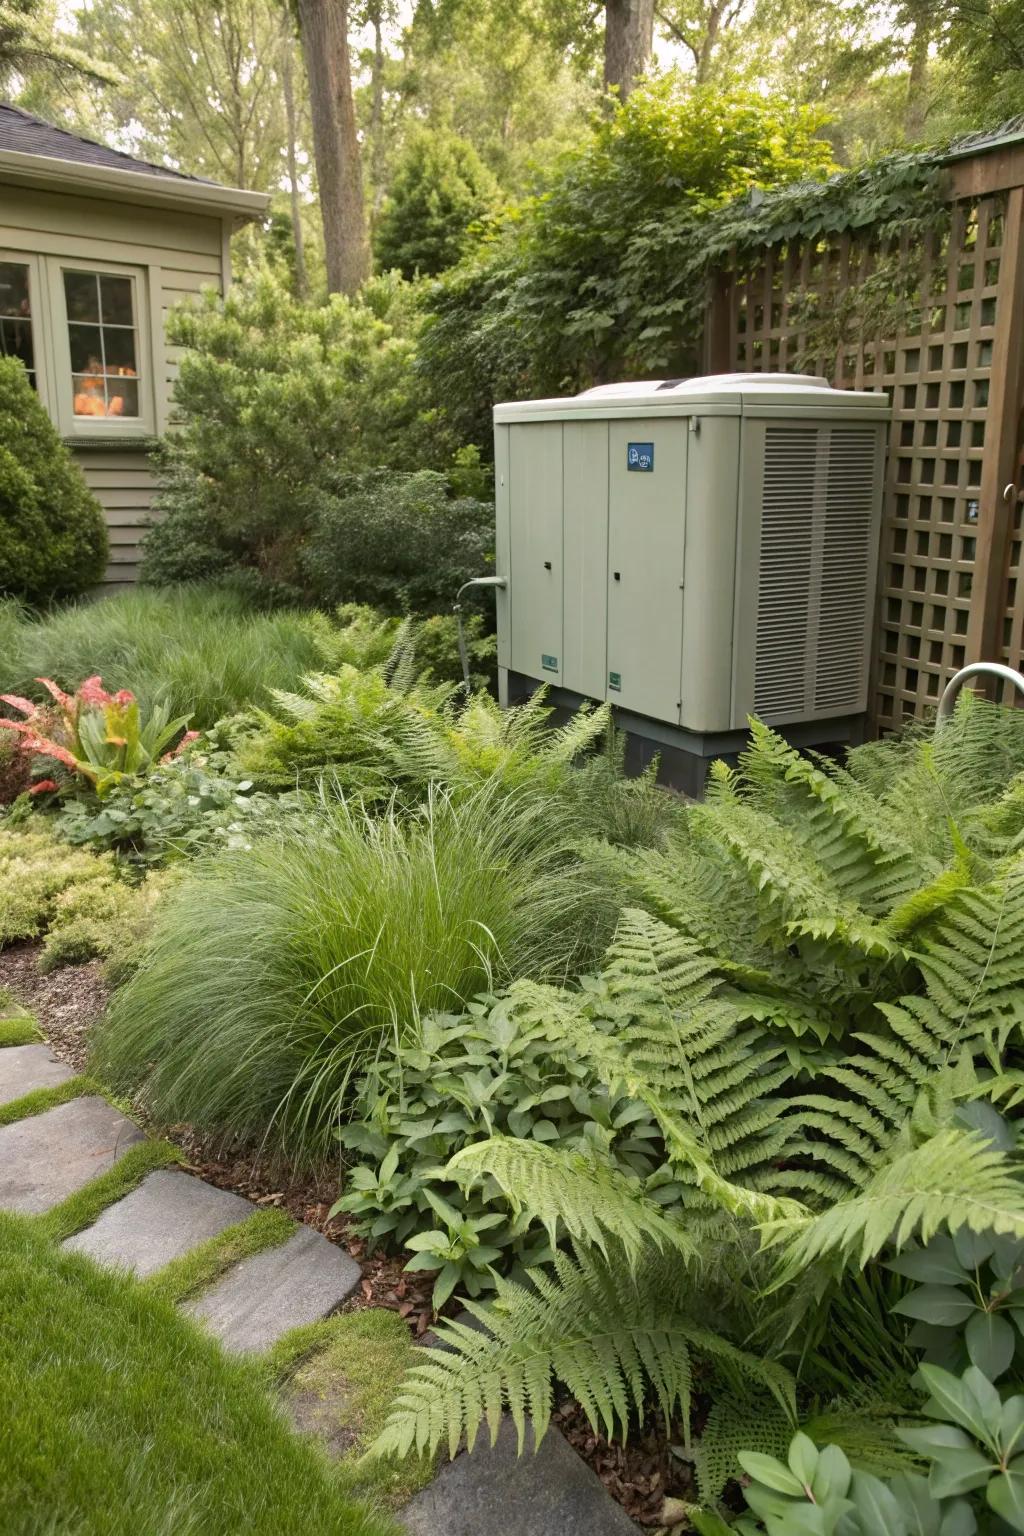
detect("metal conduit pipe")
[935,661,1024,730]
[453,575,507,692]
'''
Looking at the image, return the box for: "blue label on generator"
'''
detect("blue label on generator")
[627,442,654,472]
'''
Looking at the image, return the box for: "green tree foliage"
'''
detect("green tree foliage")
[143,272,454,598]
[0,357,107,604]
[0,0,114,91]
[418,79,834,447]
[71,0,290,190]
[300,468,493,613]
[393,0,595,194]
[943,0,1024,127]
[373,129,498,278]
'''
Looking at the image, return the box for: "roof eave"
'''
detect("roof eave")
[0,145,270,221]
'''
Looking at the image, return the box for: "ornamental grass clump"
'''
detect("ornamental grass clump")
[94,781,620,1160]
[3,585,324,731]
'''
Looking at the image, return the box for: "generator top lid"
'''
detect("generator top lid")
[494,372,891,422]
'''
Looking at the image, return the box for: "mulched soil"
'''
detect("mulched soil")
[556,1399,707,1531]
[0,942,107,1071]
[1,941,697,1529]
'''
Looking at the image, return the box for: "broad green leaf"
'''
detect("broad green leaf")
[738,1451,806,1497]
[897,1425,975,1459]
[788,1431,819,1489]
[432,1261,462,1311]
[927,1447,993,1499]
[764,1505,831,1536]
[953,1225,999,1269]
[850,1470,907,1534]
[965,1311,1016,1380]
[811,1443,852,1504]
[892,1286,976,1327]
[1001,1396,1024,1461]
[887,1240,972,1287]
[919,1364,999,1445]
[986,1461,1024,1533]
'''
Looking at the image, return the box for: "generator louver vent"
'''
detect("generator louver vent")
[754,425,878,721]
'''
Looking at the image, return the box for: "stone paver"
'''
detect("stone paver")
[401,1417,638,1536]
[63,1169,255,1276]
[184,1225,361,1352]
[0,1043,73,1106]
[0,1095,144,1213]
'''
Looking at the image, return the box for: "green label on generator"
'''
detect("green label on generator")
[541,654,558,672]
[608,671,622,691]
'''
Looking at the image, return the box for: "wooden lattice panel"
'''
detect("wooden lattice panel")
[723,195,1009,728]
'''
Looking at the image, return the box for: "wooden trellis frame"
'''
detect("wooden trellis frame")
[702,138,1024,729]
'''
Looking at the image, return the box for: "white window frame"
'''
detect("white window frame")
[0,250,49,408]
[45,256,155,438]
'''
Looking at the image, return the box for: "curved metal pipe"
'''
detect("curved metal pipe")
[453,576,507,691]
[935,661,1024,729]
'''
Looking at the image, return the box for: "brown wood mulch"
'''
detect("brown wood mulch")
[0,941,698,1532]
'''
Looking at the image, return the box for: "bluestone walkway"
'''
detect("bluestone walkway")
[0,1038,639,1533]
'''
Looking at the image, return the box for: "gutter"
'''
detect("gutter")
[0,146,270,223]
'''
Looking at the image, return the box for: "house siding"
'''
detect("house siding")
[0,180,228,588]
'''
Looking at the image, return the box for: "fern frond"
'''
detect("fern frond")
[447,1136,695,1265]
[764,1128,1024,1276]
[370,1246,796,1461]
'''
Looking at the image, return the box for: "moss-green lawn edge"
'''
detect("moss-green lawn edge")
[145,1206,295,1306]
[35,1136,181,1243]
[0,1211,398,1536]
[0,1073,98,1127]
[268,1310,436,1512]
[0,1015,41,1047]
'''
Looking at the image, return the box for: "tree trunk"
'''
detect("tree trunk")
[604,0,655,99]
[369,1,387,218]
[695,0,726,84]
[296,0,368,295]
[904,6,931,140]
[280,29,309,300]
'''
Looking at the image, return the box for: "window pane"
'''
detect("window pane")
[0,261,30,318]
[4,318,34,372]
[65,268,142,420]
[0,263,35,386]
[103,327,137,373]
[106,378,139,418]
[72,375,108,416]
[68,323,104,374]
[64,271,99,322]
[100,274,133,326]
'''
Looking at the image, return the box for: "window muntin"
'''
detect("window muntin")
[64,269,140,418]
[0,261,35,387]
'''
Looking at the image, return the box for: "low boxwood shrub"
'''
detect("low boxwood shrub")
[0,822,158,972]
[0,357,107,603]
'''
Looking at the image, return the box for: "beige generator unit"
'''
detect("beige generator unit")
[492,373,889,787]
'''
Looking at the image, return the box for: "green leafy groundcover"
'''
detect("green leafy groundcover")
[0,1213,396,1536]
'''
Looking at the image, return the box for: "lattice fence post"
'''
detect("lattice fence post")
[965,183,1024,676]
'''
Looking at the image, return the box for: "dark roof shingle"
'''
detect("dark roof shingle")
[0,101,210,183]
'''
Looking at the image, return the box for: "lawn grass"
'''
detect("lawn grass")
[0,1073,97,1127]
[0,1016,40,1047]
[145,1207,295,1305]
[0,987,38,1046]
[2,585,324,731]
[270,1310,436,1512]
[0,1213,398,1536]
